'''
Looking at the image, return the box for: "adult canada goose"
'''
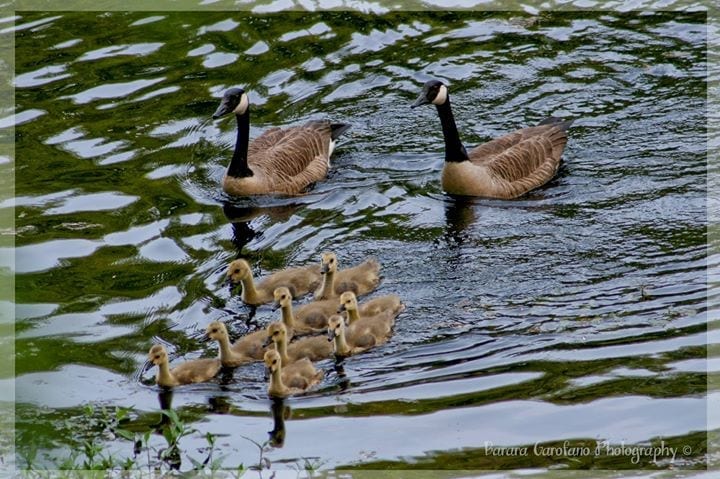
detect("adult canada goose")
[411,79,573,199]
[338,291,405,325]
[148,344,221,387]
[226,258,321,305]
[213,87,351,196]
[326,312,396,357]
[314,252,381,300]
[264,349,324,397]
[264,322,333,364]
[273,286,403,333]
[205,320,265,366]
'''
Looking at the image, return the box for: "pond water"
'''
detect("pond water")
[7,8,714,474]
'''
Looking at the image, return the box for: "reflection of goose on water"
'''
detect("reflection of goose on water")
[412,79,573,199]
[268,397,289,447]
[212,87,351,196]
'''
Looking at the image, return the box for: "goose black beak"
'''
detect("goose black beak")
[213,101,233,119]
[411,94,430,109]
[271,302,281,312]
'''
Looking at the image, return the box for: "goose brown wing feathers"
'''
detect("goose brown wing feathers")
[249,123,332,177]
[247,123,334,194]
[473,126,569,197]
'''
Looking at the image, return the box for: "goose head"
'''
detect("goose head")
[338,291,358,313]
[213,87,250,118]
[205,321,229,341]
[411,79,448,108]
[226,258,251,284]
[264,321,288,348]
[273,287,292,311]
[148,344,168,366]
[327,314,346,341]
[320,252,338,275]
[264,349,282,374]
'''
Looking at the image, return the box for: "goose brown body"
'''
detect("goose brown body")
[226,258,321,305]
[213,88,350,196]
[412,80,573,199]
[148,344,221,387]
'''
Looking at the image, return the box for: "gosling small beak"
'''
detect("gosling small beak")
[327,329,336,342]
[337,304,346,313]
[320,263,329,274]
[271,302,281,312]
[213,100,233,119]
[262,336,272,348]
[142,359,153,372]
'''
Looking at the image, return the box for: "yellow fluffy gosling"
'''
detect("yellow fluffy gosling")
[226,258,321,305]
[264,349,323,397]
[314,252,380,300]
[148,344,221,387]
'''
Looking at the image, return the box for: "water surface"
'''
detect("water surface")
[8,9,713,473]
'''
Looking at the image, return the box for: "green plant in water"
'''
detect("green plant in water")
[21,404,239,474]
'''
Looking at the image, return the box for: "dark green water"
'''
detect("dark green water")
[7,9,714,473]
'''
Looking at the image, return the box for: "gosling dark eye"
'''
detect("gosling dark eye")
[234,268,240,274]
[330,259,335,263]
[281,295,287,300]
[272,360,277,365]
[211,329,217,333]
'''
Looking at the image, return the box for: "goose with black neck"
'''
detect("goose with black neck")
[213,87,351,196]
[411,79,573,199]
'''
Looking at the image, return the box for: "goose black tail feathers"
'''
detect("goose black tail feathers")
[330,123,352,140]
[538,116,574,132]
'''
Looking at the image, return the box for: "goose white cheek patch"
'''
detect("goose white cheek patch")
[234,93,249,114]
[432,85,448,105]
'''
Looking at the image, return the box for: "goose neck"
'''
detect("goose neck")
[334,327,351,356]
[240,275,261,304]
[436,100,469,163]
[280,304,296,329]
[319,270,335,299]
[156,361,175,386]
[269,366,288,396]
[227,112,254,178]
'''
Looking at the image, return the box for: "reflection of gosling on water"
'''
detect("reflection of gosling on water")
[212,87,351,196]
[264,322,333,364]
[205,320,265,366]
[148,344,221,387]
[314,252,381,300]
[226,258,321,305]
[264,349,323,397]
